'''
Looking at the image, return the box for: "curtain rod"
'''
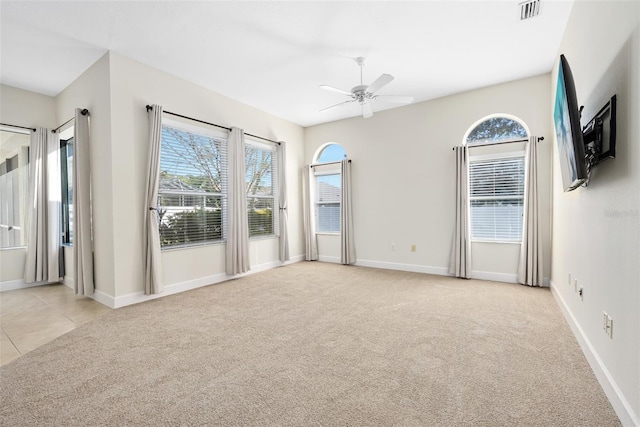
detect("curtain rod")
[310,159,351,168]
[146,105,280,145]
[452,136,544,150]
[52,109,90,133]
[0,122,36,132]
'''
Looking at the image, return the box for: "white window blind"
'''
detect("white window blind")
[245,139,278,238]
[469,155,525,242]
[316,173,341,233]
[158,123,227,248]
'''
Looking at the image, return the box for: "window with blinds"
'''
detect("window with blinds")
[245,139,278,238]
[469,155,525,242]
[157,122,227,248]
[316,173,341,233]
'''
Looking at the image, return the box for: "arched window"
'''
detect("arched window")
[313,143,346,233]
[315,143,347,163]
[465,115,529,242]
[465,115,529,146]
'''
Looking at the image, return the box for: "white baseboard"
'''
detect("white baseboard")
[94,256,305,309]
[470,270,518,284]
[0,278,58,292]
[355,259,449,276]
[318,255,341,264]
[551,281,639,427]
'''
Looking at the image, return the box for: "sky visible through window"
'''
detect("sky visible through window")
[317,144,346,163]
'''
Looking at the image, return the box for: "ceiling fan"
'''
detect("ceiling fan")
[319,57,414,118]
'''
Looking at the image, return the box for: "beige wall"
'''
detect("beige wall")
[0,85,56,287]
[56,53,115,297]
[550,1,640,424]
[107,52,305,299]
[305,74,552,281]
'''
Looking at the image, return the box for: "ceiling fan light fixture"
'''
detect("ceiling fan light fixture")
[319,57,413,118]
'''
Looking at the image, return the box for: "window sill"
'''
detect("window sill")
[161,240,226,252]
[249,234,277,241]
[471,240,522,245]
[316,232,340,236]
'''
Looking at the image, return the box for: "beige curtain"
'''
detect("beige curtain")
[302,165,318,261]
[143,104,164,294]
[73,109,94,296]
[340,159,356,264]
[24,128,61,283]
[277,141,290,262]
[518,136,544,286]
[448,146,471,278]
[226,127,250,275]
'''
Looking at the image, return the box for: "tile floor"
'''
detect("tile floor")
[0,284,111,367]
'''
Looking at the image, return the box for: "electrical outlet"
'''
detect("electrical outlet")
[391,243,395,251]
[411,244,416,252]
[602,312,614,338]
[573,278,578,292]
[578,286,583,300]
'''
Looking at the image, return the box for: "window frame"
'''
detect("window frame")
[314,168,341,235]
[468,150,526,244]
[312,143,346,236]
[157,118,228,250]
[0,126,30,249]
[60,136,74,245]
[464,114,529,244]
[245,137,279,239]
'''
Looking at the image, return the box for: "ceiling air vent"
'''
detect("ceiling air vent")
[520,0,541,20]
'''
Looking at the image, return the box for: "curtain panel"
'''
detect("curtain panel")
[518,136,544,286]
[143,104,164,294]
[277,141,290,262]
[340,159,356,265]
[302,165,318,261]
[448,145,471,278]
[226,127,250,275]
[73,109,95,296]
[24,128,62,283]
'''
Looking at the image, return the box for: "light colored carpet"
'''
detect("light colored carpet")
[0,262,620,426]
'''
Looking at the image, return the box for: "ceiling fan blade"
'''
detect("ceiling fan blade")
[375,95,414,104]
[319,85,352,96]
[362,102,373,118]
[367,73,394,93]
[320,100,354,113]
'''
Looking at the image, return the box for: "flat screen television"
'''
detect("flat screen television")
[554,54,588,192]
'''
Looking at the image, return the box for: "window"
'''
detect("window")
[466,116,528,145]
[469,154,525,242]
[466,115,528,242]
[60,135,74,244]
[0,129,30,248]
[245,139,278,238]
[157,121,227,249]
[313,143,346,234]
[316,173,341,233]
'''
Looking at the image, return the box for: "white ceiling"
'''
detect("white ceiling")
[0,1,574,127]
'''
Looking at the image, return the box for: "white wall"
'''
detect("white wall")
[550,1,640,425]
[305,74,552,281]
[106,52,305,302]
[0,85,56,288]
[56,53,116,297]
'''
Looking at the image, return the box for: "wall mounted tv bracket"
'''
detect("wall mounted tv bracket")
[582,94,617,180]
